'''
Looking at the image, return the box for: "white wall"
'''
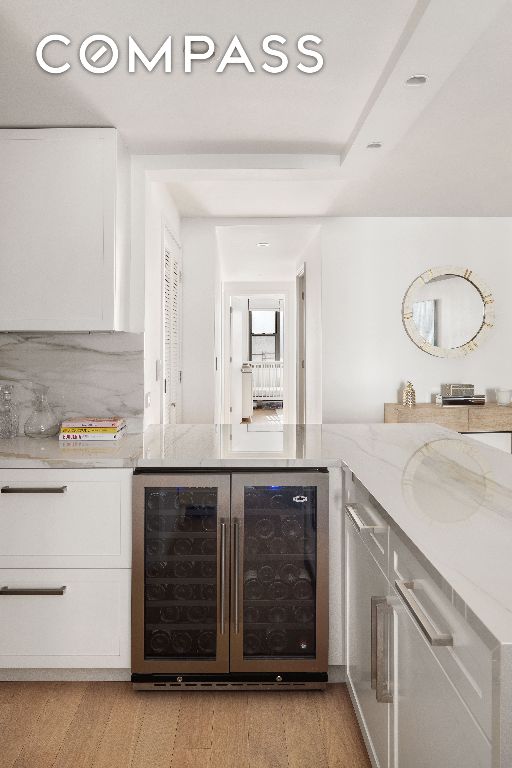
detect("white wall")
[144,182,180,427]
[298,229,323,423]
[321,217,512,423]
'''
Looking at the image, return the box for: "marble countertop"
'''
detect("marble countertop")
[323,423,512,646]
[1,421,511,644]
[0,433,143,468]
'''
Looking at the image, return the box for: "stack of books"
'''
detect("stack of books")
[435,384,485,406]
[59,417,127,442]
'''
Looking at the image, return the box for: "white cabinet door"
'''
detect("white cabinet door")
[0,128,126,331]
[0,468,132,568]
[0,569,131,668]
[346,515,391,768]
[393,587,491,768]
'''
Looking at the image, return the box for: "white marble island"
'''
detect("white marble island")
[0,422,511,765]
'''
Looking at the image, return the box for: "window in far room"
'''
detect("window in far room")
[249,310,280,362]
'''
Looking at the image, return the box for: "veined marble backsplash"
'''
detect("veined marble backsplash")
[0,333,144,434]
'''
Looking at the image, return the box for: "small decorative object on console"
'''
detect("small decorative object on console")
[436,383,485,406]
[402,381,416,408]
[441,383,475,398]
[496,389,512,406]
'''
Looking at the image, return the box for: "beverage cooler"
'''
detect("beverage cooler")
[131,470,329,690]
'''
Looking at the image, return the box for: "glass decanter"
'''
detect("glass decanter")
[24,385,60,438]
[0,384,19,438]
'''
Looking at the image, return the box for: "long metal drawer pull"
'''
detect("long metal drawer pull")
[375,601,393,704]
[370,596,387,690]
[220,521,226,635]
[1,586,67,596]
[395,579,453,647]
[234,520,240,634]
[345,503,379,533]
[1,486,67,494]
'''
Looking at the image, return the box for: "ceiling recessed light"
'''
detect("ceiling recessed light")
[366,141,382,149]
[257,242,270,247]
[405,74,428,86]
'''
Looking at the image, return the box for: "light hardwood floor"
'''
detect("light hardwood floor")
[0,682,370,768]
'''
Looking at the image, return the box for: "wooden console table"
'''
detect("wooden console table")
[384,403,512,433]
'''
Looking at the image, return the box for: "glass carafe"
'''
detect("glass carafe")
[0,384,19,438]
[24,385,60,438]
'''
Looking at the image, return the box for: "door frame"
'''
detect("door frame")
[221,281,296,424]
[296,265,306,425]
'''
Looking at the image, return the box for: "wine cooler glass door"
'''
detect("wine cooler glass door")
[230,473,329,674]
[132,474,231,674]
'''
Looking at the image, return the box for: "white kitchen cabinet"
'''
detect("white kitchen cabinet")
[0,128,130,331]
[392,585,491,768]
[344,480,493,768]
[0,467,132,671]
[346,510,391,768]
[0,468,132,568]
[0,568,130,668]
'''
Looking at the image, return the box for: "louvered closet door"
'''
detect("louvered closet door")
[163,231,182,424]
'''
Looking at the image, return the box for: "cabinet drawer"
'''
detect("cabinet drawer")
[0,469,132,567]
[468,405,512,433]
[0,569,130,667]
[345,475,389,577]
[391,530,493,739]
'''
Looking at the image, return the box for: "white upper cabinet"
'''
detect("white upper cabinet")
[0,128,130,331]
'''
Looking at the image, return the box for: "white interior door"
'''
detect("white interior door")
[163,230,182,424]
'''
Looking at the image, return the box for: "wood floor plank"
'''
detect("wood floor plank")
[0,682,370,768]
[246,692,288,768]
[131,692,181,768]
[12,682,87,768]
[0,683,18,729]
[317,685,371,768]
[91,684,143,768]
[171,748,211,768]
[173,693,214,751]
[283,691,329,768]
[52,682,116,768]
[209,692,248,768]
[0,683,54,768]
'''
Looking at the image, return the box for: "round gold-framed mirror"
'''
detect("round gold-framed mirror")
[402,266,494,358]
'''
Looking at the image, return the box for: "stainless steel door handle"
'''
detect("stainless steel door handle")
[0,586,66,596]
[371,596,387,690]
[220,521,226,635]
[395,579,453,647]
[233,520,240,634]
[345,503,379,533]
[1,486,67,494]
[375,601,393,704]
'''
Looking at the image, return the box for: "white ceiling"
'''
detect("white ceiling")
[1,0,511,214]
[217,224,319,281]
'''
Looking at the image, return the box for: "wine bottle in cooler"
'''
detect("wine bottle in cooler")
[170,631,193,655]
[149,629,171,655]
[197,630,216,654]
[267,605,287,624]
[293,569,314,600]
[266,628,287,654]
[254,517,274,540]
[257,564,275,584]
[244,632,262,655]
[244,570,265,601]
